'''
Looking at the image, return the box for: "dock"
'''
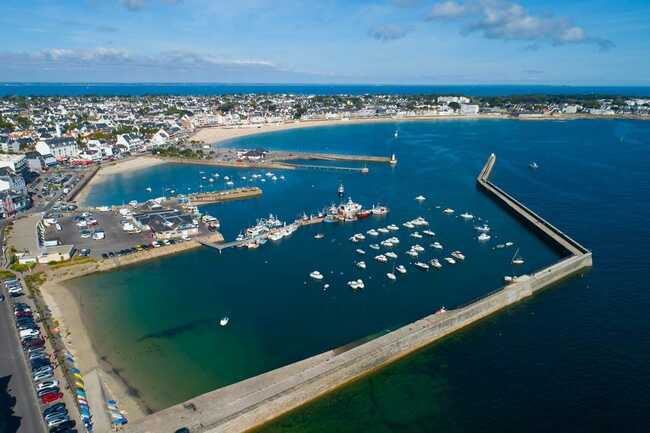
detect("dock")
[123,154,592,433]
[183,187,262,206]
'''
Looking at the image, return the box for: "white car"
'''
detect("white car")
[76,220,87,227]
[19,329,40,339]
[92,231,105,240]
[36,379,59,392]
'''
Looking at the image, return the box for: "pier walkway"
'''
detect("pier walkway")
[124,154,592,433]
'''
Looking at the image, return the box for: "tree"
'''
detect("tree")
[448,102,461,111]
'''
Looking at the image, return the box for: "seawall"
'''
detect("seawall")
[123,154,592,433]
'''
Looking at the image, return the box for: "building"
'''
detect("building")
[116,134,145,153]
[0,154,27,177]
[133,208,199,240]
[24,151,44,172]
[36,137,79,160]
[438,96,471,105]
[460,104,480,115]
[149,129,170,148]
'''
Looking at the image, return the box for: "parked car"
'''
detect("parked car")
[42,402,66,417]
[41,392,63,404]
[46,414,69,428]
[20,328,40,339]
[49,419,76,433]
[37,386,60,398]
[37,380,59,392]
[79,248,91,257]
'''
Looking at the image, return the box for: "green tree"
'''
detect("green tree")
[448,102,461,111]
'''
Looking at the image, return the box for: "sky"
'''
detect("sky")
[1,0,649,85]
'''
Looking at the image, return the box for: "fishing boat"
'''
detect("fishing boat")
[374,254,388,263]
[406,249,419,257]
[430,258,442,269]
[309,271,324,280]
[356,261,367,269]
[356,248,366,255]
[443,208,455,214]
[414,262,430,271]
[478,233,491,242]
[415,195,426,202]
[396,265,407,274]
[314,233,325,239]
[388,237,400,244]
[451,251,465,261]
[387,272,397,281]
[505,241,514,247]
[511,248,525,265]
[444,257,456,264]
[371,205,389,216]
[356,209,371,219]
[347,279,365,290]
[380,239,394,248]
[460,212,474,220]
[219,317,229,327]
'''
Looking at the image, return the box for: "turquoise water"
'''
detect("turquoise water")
[68,119,644,417]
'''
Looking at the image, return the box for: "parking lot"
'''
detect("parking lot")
[45,211,154,259]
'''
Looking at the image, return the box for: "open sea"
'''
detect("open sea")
[67,118,650,432]
[1,83,650,97]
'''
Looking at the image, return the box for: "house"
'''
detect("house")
[36,137,79,160]
[149,129,170,148]
[0,154,28,178]
[0,167,27,193]
[116,134,145,153]
[460,104,480,115]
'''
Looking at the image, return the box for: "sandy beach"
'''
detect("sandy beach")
[190,115,503,146]
[41,279,150,421]
[75,156,167,207]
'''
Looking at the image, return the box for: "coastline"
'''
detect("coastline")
[41,279,151,421]
[74,156,167,207]
[191,113,650,147]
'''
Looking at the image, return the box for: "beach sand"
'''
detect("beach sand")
[41,279,150,421]
[190,116,497,146]
[75,156,167,207]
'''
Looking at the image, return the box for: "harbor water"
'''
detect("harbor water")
[70,119,650,430]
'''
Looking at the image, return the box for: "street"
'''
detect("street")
[0,289,47,433]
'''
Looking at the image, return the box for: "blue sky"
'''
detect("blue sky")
[1,0,649,84]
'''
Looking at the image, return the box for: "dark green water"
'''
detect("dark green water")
[69,120,650,430]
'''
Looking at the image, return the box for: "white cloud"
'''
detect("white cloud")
[426,0,614,50]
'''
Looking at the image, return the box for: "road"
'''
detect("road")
[0,290,47,433]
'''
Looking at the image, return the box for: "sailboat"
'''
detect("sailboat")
[511,248,525,265]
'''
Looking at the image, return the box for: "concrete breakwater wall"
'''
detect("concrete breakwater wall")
[124,154,592,433]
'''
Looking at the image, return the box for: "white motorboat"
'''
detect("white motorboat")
[350,235,361,243]
[431,242,443,249]
[226,181,235,186]
[422,230,435,236]
[271,176,278,181]
[451,251,465,261]
[430,258,442,269]
[412,244,425,252]
[410,232,423,239]
[444,257,456,264]
[415,195,426,202]
[475,224,490,233]
[505,241,514,247]
[406,249,419,257]
[369,243,381,250]
[374,254,388,263]
[356,248,366,255]
[378,227,390,234]
[443,208,455,214]
[460,212,474,220]
[380,239,394,248]
[356,261,367,269]
[367,229,380,237]
[412,217,429,226]
[145,187,152,192]
[310,271,324,280]
[219,316,230,327]
[387,272,397,281]
[396,265,407,274]
[385,251,398,259]
[355,233,366,240]
[414,262,430,271]
[478,233,491,242]
[529,161,539,169]
[403,221,415,229]
[388,237,400,244]
[314,233,325,239]
[387,224,399,231]
[347,279,365,290]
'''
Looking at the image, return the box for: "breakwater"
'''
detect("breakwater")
[123,154,592,433]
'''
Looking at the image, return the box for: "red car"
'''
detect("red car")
[40,392,63,405]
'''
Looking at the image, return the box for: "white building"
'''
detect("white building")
[438,96,471,105]
[0,154,27,176]
[460,104,480,115]
[36,138,79,160]
[116,134,145,153]
[149,129,170,148]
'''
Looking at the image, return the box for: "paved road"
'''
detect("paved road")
[0,290,47,433]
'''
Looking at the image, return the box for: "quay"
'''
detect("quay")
[123,154,592,433]
[182,187,262,206]
[282,163,369,174]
